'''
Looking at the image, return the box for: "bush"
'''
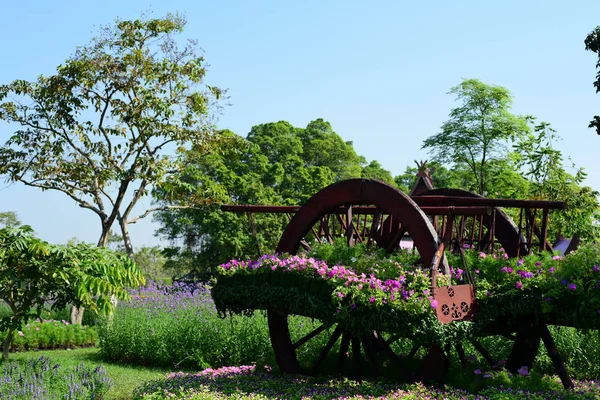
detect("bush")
[97,282,273,369]
[0,355,112,399]
[0,319,97,352]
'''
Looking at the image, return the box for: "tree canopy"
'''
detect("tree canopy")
[422,79,530,195]
[0,13,240,256]
[154,119,394,279]
[585,25,600,135]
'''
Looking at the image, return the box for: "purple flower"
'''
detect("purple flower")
[593,265,599,272]
[517,366,529,376]
[545,297,552,302]
[553,255,563,261]
[483,373,492,378]
[369,296,375,303]
[561,279,568,286]
[549,267,556,274]
[474,369,482,375]
[517,259,524,266]
[535,262,541,267]
[569,283,577,291]
[515,281,523,290]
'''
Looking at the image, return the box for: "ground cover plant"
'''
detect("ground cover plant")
[133,365,600,399]
[0,354,112,399]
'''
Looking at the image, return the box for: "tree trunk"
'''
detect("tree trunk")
[2,327,14,360]
[118,217,135,259]
[70,305,85,325]
[97,222,111,248]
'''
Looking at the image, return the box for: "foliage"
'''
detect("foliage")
[133,368,600,399]
[213,240,600,348]
[513,120,600,240]
[97,281,273,369]
[360,159,396,186]
[154,119,377,279]
[10,347,171,400]
[422,79,530,195]
[0,13,240,255]
[584,25,600,135]
[0,355,112,399]
[0,226,144,359]
[0,211,21,228]
[133,246,168,282]
[0,318,97,352]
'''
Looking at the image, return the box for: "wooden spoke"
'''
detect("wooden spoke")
[540,324,574,389]
[407,343,421,359]
[361,334,381,377]
[352,336,363,379]
[470,339,496,366]
[312,325,343,374]
[338,333,351,373]
[292,324,327,350]
[455,342,468,369]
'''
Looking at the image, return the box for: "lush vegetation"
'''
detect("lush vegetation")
[1,355,112,399]
[0,226,144,360]
[0,319,97,352]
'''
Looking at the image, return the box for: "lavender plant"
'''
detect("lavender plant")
[0,355,112,399]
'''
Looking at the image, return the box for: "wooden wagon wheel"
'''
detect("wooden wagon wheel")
[268,179,447,379]
[416,188,574,389]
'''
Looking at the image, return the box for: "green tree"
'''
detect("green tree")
[360,159,396,186]
[0,212,20,228]
[0,13,238,257]
[133,246,167,282]
[584,26,600,135]
[0,226,144,360]
[514,121,599,240]
[154,119,367,278]
[422,79,530,195]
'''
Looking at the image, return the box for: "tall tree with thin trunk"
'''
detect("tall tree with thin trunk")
[422,79,529,195]
[0,13,239,259]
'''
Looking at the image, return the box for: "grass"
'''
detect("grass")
[7,347,172,400]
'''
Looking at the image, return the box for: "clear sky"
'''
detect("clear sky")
[1,0,599,249]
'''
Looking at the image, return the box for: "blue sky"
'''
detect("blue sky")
[1,0,599,249]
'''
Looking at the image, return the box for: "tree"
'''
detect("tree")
[133,246,167,281]
[0,211,20,228]
[514,121,600,240]
[584,26,600,135]
[0,13,239,258]
[154,119,368,278]
[422,79,530,195]
[0,225,144,360]
[360,159,396,186]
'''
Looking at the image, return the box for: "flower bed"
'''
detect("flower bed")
[0,355,112,399]
[0,319,97,352]
[133,363,600,399]
[212,241,600,344]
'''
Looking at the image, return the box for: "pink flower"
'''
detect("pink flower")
[569,283,577,291]
[553,255,562,261]
[18,331,24,336]
[430,300,438,309]
[369,296,375,303]
[502,253,509,259]
[479,252,487,259]
[515,281,523,290]
[337,292,345,298]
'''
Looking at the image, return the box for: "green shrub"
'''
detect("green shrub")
[0,319,97,352]
[0,355,112,399]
